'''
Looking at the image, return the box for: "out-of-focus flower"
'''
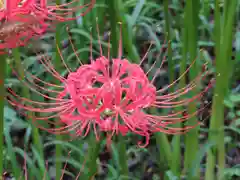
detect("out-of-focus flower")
[0,0,96,21]
[0,0,48,53]
[36,0,96,21]
[0,0,96,53]
[7,25,214,147]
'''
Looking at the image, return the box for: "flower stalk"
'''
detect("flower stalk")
[0,53,5,177]
[54,1,63,179]
[184,1,201,179]
[205,0,237,179]
[12,48,46,179]
[108,1,130,177]
[83,133,101,179]
[118,130,129,177]
[154,0,173,174]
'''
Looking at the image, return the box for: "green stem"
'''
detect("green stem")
[163,0,173,86]
[108,0,119,57]
[169,2,188,177]
[155,132,172,168]
[55,1,62,179]
[151,112,172,172]
[118,134,129,177]
[75,0,91,64]
[12,48,46,179]
[107,0,149,177]
[55,37,63,180]
[83,133,101,179]
[108,1,129,178]
[153,1,173,177]
[108,0,140,63]
[202,0,211,39]
[184,1,200,179]
[0,53,6,177]
[205,1,237,179]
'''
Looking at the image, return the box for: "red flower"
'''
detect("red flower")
[7,26,214,147]
[0,0,96,21]
[0,0,48,52]
[0,0,95,53]
[37,0,96,21]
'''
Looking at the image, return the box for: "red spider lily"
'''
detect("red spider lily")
[0,0,49,53]
[0,0,95,53]
[7,25,214,147]
[0,0,96,21]
[37,0,96,21]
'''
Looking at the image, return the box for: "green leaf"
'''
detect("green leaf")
[4,106,27,130]
[4,128,21,178]
[225,126,240,135]
[224,99,234,108]
[229,94,240,103]
[236,111,240,116]
[188,141,215,177]
[223,166,240,179]
[131,0,145,26]
[15,147,41,179]
[44,140,84,157]
[165,170,179,180]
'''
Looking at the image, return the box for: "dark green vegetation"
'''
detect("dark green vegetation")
[1,0,240,180]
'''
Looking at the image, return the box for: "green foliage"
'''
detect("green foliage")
[223,166,240,180]
[2,0,239,180]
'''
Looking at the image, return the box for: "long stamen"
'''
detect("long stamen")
[96,18,102,57]
[139,42,153,66]
[56,44,72,73]
[157,53,200,93]
[66,25,83,65]
[60,151,72,180]
[118,22,122,60]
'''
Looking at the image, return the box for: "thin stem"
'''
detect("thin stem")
[155,131,172,167]
[108,0,119,58]
[184,1,200,179]
[0,53,6,177]
[83,133,101,179]
[108,1,129,177]
[55,0,63,179]
[170,2,188,177]
[118,133,129,177]
[75,0,90,64]
[205,1,237,179]
[12,48,46,179]
[79,1,103,179]
[109,0,140,63]
[153,0,174,177]
[164,0,173,86]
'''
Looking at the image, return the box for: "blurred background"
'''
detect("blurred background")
[2,0,240,180]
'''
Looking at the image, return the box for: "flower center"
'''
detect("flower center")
[0,0,4,10]
[63,57,156,119]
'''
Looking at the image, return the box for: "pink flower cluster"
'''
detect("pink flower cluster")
[60,57,157,142]
[8,30,214,147]
[0,0,96,21]
[0,0,95,52]
[0,0,46,51]
[58,56,213,147]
